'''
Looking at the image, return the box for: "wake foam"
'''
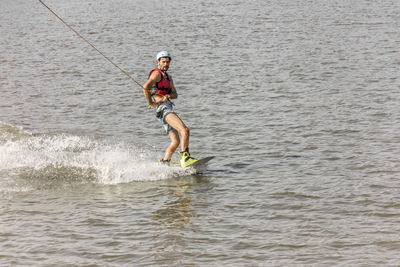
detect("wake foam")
[0,122,194,190]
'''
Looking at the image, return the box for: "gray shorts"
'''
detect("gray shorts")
[156,100,176,134]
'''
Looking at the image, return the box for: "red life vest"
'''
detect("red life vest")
[149,68,172,95]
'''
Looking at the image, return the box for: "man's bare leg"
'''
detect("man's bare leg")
[164,113,189,152]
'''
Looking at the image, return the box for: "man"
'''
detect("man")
[143,51,197,167]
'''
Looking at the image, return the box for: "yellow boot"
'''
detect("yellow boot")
[178,149,198,168]
[158,159,171,166]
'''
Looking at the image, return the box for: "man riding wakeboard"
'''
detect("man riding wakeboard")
[142,51,198,168]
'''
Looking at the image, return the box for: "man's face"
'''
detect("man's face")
[158,57,170,71]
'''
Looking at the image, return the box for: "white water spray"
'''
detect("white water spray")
[0,123,194,190]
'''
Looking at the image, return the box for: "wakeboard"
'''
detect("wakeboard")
[163,156,214,172]
[187,156,214,172]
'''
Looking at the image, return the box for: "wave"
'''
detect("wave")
[0,122,194,191]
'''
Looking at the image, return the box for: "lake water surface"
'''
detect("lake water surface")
[1,0,400,265]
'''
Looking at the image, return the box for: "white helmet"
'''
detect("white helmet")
[156,51,171,61]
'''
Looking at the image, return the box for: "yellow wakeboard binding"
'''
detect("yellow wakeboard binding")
[178,149,198,168]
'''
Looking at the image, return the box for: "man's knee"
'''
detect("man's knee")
[171,139,179,148]
[182,127,190,137]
